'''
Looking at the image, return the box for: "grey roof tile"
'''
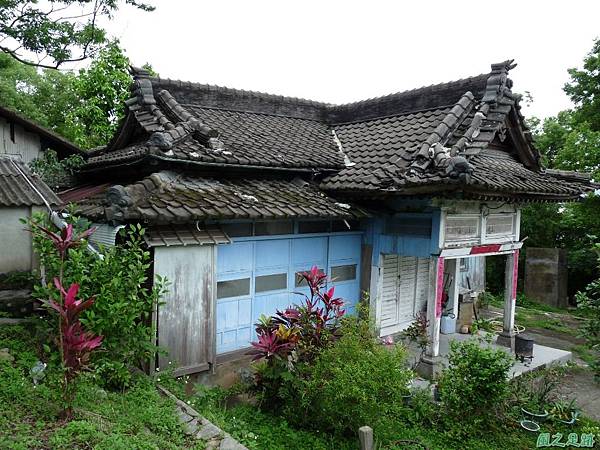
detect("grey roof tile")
[0,157,60,207]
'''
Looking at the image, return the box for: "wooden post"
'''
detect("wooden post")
[497,250,518,350]
[359,426,374,450]
[426,256,444,358]
[418,256,444,378]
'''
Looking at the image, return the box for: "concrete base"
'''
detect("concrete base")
[496,331,515,352]
[416,355,444,379]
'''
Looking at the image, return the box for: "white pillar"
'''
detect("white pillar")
[497,250,519,350]
[425,256,444,358]
[451,259,461,321]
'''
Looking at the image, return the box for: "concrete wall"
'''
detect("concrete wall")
[0,207,33,273]
[524,247,568,308]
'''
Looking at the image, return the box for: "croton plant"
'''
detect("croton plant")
[249,266,345,364]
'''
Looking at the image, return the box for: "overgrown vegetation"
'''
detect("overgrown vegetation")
[31,221,103,418]
[438,338,514,435]
[0,323,194,450]
[577,244,600,376]
[30,213,167,390]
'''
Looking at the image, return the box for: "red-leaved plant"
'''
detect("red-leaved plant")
[249,266,345,362]
[248,266,345,404]
[31,222,102,419]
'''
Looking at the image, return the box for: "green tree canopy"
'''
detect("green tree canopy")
[0,41,144,149]
[520,38,600,297]
[0,0,153,69]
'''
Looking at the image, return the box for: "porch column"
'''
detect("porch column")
[418,256,444,378]
[497,250,519,351]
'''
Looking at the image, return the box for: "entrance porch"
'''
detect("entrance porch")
[407,331,572,385]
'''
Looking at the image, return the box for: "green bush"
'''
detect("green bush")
[577,243,600,376]
[438,338,513,433]
[30,215,168,389]
[280,323,413,436]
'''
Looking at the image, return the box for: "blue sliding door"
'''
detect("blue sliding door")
[216,233,362,354]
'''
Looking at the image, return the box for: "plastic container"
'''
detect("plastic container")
[440,314,457,334]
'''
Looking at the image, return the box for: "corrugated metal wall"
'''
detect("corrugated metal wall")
[153,245,215,375]
[89,223,124,248]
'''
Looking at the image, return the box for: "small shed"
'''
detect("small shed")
[0,156,60,273]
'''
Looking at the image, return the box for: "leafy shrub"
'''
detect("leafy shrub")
[577,243,600,376]
[30,215,167,389]
[29,149,84,189]
[32,222,103,418]
[250,266,345,404]
[278,316,413,436]
[437,338,513,433]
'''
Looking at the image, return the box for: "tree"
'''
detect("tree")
[520,38,600,298]
[65,40,133,148]
[0,51,77,134]
[0,0,154,69]
[564,39,600,132]
[0,40,142,150]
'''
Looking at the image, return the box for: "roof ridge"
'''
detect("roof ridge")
[149,73,489,110]
[152,76,333,108]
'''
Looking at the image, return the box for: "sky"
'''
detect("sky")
[104,0,600,120]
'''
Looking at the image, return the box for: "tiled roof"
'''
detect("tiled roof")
[72,171,369,224]
[78,62,594,202]
[0,156,60,207]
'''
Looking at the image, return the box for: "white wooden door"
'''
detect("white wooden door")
[379,254,431,336]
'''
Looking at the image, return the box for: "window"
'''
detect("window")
[221,223,252,237]
[217,278,250,299]
[254,221,293,236]
[295,268,325,287]
[445,215,480,241]
[331,264,357,282]
[255,273,287,293]
[298,220,330,234]
[460,258,470,272]
[486,214,514,237]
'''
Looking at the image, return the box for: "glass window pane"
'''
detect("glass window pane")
[331,264,357,282]
[221,223,253,237]
[295,268,325,287]
[255,221,293,236]
[298,220,330,234]
[217,278,250,299]
[255,273,287,293]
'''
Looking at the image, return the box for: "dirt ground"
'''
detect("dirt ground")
[484,305,600,421]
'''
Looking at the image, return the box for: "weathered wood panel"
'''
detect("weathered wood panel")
[0,118,41,164]
[459,256,485,292]
[154,245,215,375]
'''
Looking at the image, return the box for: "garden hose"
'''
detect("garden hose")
[488,319,525,334]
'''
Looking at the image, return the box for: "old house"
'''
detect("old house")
[66,61,593,377]
[0,106,80,274]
